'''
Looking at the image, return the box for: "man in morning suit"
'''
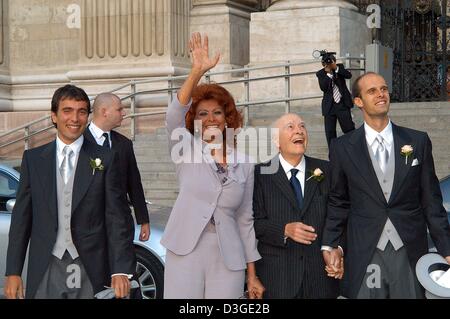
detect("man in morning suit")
[322,72,450,298]
[253,113,342,298]
[84,92,150,242]
[316,53,355,148]
[4,85,135,299]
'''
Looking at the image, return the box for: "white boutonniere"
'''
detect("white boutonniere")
[89,158,104,175]
[400,145,413,165]
[306,168,324,182]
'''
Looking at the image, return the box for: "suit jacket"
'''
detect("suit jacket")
[253,155,339,298]
[322,124,450,298]
[316,63,353,116]
[84,127,149,225]
[160,96,261,271]
[5,139,135,298]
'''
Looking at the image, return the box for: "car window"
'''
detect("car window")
[0,170,18,212]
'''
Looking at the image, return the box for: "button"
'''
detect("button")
[203,216,208,220]
[384,192,388,196]
[65,190,71,195]
[387,229,391,233]
[383,180,387,183]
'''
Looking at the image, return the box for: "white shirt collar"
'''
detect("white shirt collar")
[56,134,84,157]
[89,121,109,140]
[279,153,305,175]
[364,120,393,148]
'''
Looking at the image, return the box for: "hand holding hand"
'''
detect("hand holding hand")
[247,276,265,299]
[323,248,344,279]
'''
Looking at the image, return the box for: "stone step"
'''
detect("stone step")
[142,180,179,190]
[140,172,177,181]
[137,162,176,172]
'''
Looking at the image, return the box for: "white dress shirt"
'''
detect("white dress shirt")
[89,121,112,148]
[279,153,305,197]
[56,134,84,171]
[364,120,393,158]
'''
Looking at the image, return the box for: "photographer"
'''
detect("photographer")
[316,52,355,148]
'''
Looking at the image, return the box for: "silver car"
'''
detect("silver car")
[0,164,167,299]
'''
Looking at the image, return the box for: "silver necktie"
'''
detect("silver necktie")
[60,146,74,184]
[374,135,389,173]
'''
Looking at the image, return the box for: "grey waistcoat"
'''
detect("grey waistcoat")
[52,163,79,260]
[367,142,404,251]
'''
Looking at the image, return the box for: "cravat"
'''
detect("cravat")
[102,132,111,149]
[290,168,303,209]
[60,146,74,184]
[374,135,389,173]
[332,81,342,103]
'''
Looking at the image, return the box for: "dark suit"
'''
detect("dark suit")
[5,139,135,298]
[322,124,450,298]
[84,128,149,226]
[316,64,355,147]
[253,155,339,299]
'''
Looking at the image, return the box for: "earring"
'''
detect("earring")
[225,123,228,129]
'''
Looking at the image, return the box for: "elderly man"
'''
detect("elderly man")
[253,113,342,298]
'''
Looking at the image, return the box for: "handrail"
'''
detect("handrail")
[0,56,365,151]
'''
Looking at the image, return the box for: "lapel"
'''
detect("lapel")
[269,155,299,211]
[346,125,386,204]
[110,130,121,151]
[389,123,413,204]
[84,124,96,144]
[38,141,58,221]
[300,156,319,216]
[71,140,96,214]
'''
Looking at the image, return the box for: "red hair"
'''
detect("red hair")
[185,84,243,138]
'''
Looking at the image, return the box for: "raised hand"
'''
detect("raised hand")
[189,32,220,76]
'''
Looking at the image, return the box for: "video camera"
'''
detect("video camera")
[312,49,336,65]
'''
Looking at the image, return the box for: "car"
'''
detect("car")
[426,174,450,252]
[0,164,167,299]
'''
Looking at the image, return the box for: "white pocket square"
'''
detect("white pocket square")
[412,159,419,166]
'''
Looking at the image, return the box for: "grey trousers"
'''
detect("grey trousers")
[357,242,424,299]
[163,222,245,299]
[34,251,94,299]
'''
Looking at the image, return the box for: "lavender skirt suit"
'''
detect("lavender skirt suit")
[161,97,261,298]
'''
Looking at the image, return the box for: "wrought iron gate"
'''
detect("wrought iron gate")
[351,0,449,102]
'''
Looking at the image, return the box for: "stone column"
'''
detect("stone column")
[71,0,191,87]
[190,0,260,71]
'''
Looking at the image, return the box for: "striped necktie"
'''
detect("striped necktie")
[332,81,342,103]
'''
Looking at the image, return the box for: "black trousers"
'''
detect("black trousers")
[324,102,355,148]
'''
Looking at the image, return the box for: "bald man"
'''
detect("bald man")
[84,93,150,243]
[253,113,342,298]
